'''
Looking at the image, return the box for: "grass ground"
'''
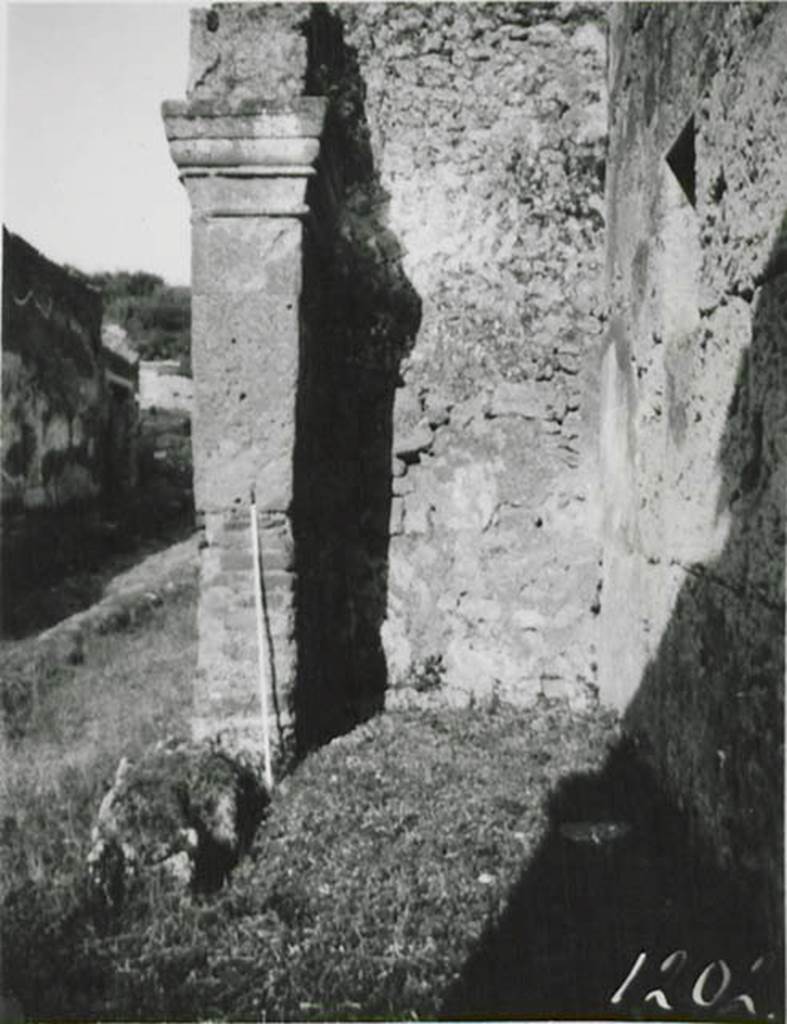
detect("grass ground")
[2,556,780,1021]
[0,566,626,1021]
[0,579,197,1017]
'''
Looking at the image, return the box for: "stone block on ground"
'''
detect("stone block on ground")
[87,735,269,908]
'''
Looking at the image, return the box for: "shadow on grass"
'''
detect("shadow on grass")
[441,740,784,1021]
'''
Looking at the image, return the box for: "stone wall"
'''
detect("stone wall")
[139,360,194,413]
[2,228,105,512]
[333,2,608,707]
[1,231,142,605]
[102,323,140,502]
[601,3,785,938]
[168,1,608,750]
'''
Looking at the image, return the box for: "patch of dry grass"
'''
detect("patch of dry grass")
[1,580,197,1017]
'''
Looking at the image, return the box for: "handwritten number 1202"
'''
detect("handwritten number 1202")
[610,950,771,1017]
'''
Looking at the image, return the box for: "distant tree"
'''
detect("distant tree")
[83,271,191,374]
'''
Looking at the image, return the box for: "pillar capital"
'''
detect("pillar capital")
[162,97,327,218]
[160,3,330,752]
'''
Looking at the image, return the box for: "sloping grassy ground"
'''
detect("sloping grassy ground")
[3,536,783,1022]
[1,568,622,1020]
[82,701,619,1022]
[0,579,197,1015]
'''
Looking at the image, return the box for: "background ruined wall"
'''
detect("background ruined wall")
[1,229,110,608]
[139,359,194,413]
[1,231,144,617]
[331,2,608,706]
[2,228,106,513]
[601,4,785,937]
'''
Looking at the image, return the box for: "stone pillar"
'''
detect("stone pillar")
[162,90,325,750]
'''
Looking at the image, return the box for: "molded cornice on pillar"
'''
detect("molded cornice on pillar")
[162,97,327,218]
[160,6,329,753]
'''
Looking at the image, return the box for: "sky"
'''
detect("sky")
[2,2,193,285]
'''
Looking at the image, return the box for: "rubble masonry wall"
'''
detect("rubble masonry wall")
[2,228,105,513]
[326,2,609,709]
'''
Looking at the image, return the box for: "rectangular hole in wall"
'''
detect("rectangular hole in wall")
[666,114,696,208]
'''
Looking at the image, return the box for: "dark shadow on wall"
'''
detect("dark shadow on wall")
[622,211,786,947]
[441,219,786,1020]
[292,8,421,753]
